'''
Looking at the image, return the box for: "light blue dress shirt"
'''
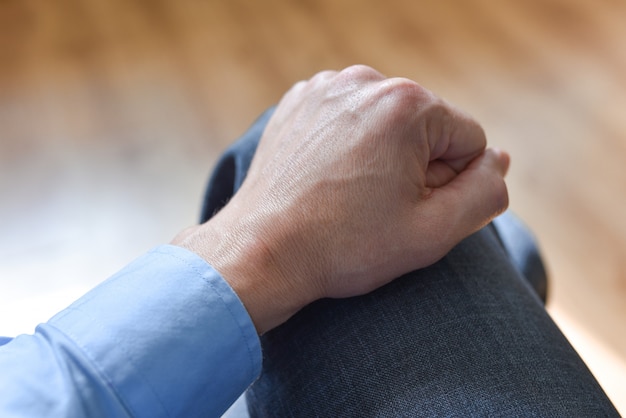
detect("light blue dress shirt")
[0,245,262,417]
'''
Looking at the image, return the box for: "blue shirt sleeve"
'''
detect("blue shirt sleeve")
[0,245,262,417]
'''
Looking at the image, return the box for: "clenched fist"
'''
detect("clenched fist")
[174,65,509,334]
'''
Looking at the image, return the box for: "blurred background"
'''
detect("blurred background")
[0,0,625,412]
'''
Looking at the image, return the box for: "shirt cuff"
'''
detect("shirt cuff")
[49,244,262,417]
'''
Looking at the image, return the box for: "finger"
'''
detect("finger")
[427,102,488,174]
[425,160,458,188]
[423,148,510,244]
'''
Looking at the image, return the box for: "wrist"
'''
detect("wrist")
[175,203,315,334]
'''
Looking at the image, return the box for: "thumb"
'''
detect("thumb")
[428,148,510,244]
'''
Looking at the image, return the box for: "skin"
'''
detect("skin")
[173,65,510,334]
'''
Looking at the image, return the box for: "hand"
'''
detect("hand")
[173,65,509,334]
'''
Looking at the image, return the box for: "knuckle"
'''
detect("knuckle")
[309,70,337,84]
[291,80,308,92]
[299,70,337,92]
[377,77,436,110]
[337,64,385,82]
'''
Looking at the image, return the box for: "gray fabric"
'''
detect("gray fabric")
[203,109,617,417]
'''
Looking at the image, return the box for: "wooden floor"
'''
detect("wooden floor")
[1,0,625,411]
